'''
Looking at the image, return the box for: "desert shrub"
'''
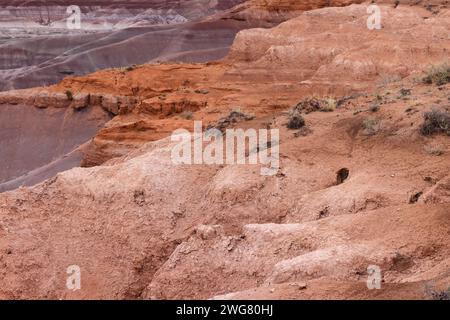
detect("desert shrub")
[369,103,380,112]
[206,108,255,132]
[362,117,381,135]
[377,74,401,86]
[179,111,193,120]
[420,109,450,136]
[425,283,450,300]
[336,168,349,185]
[430,287,450,300]
[422,63,450,86]
[194,89,209,95]
[287,109,305,130]
[65,90,73,101]
[293,97,338,114]
[124,64,139,72]
[399,88,411,96]
[322,98,337,112]
[424,144,444,156]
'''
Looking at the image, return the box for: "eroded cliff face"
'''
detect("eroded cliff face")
[0,1,244,22]
[0,1,449,300]
[1,77,449,299]
[1,2,449,188]
[0,102,110,191]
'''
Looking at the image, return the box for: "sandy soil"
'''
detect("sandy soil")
[0,0,448,300]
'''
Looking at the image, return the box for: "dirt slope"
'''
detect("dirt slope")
[0,1,449,300]
[0,1,246,91]
[34,2,450,166]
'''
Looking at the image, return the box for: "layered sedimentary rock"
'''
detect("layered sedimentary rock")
[0,0,248,91]
[0,89,111,192]
[1,75,449,298]
[32,3,449,166]
[0,1,449,300]
[226,3,450,89]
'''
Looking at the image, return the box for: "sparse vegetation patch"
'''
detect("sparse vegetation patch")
[424,144,444,156]
[362,117,382,135]
[426,285,450,301]
[293,97,337,114]
[369,103,380,113]
[336,168,350,185]
[287,109,305,130]
[420,109,450,136]
[179,111,194,120]
[207,108,255,132]
[422,63,450,86]
[65,90,73,101]
[399,88,411,97]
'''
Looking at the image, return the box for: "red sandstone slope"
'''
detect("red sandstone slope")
[0,2,449,300]
[0,0,246,91]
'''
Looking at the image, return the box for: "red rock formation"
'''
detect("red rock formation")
[0,1,449,300]
[34,3,449,166]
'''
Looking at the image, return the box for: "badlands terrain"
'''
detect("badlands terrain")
[0,0,244,90]
[0,0,449,300]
